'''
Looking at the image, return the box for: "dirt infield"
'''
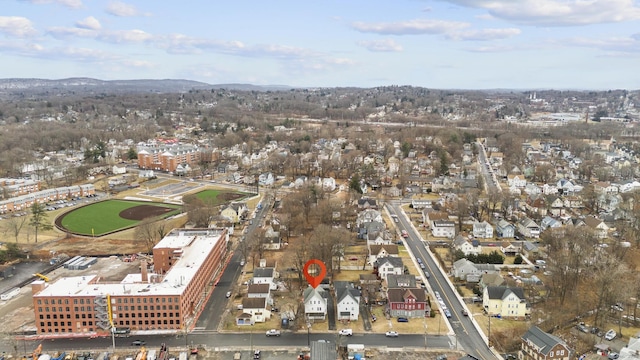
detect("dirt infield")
[119,204,177,220]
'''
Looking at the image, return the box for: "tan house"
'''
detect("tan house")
[483,286,530,319]
[584,216,609,239]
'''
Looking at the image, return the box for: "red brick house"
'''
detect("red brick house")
[387,288,427,318]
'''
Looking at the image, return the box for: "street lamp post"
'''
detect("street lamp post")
[423,320,428,349]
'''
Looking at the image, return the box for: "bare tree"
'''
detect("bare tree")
[134,217,161,252]
[3,215,27,243]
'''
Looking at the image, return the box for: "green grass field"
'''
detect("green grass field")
[192,189,251,205]
[59,200,181,236]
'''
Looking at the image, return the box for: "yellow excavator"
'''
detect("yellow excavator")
[23,344,42,360]
[33,273,50,282]
[135,347,147,360]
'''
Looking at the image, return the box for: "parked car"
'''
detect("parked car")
[605,329,617,340]
[461,309,468,316]
[385,331,399,337]
[226,291,232,298]
[608,353,619,360]
[444,309,452,318]
[253,350,261,359]
[338,329,353,336]
[131,340,146,346]
[576,323,589,333]
[265,329,281,337]
[397,317,409,322]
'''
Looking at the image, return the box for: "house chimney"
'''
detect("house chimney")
[141,260,148,283]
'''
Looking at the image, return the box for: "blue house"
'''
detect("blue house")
[496,219,515,238]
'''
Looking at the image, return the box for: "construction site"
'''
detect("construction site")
[15,341,205,360]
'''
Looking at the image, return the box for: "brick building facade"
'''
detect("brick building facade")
[32,228,228,335]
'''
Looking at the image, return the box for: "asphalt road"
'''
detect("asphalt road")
[9,332,460,355]
[196,197,272,331]
[475,142,500,193]
[387,202,497,360]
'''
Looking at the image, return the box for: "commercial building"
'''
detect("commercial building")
[31,228,228,335]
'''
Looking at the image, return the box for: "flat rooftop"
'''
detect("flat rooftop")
[34,228,226,298]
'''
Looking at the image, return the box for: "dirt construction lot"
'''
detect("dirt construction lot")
[0,257,141,333]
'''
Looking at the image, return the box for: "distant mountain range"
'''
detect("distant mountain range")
[0,77,293,94]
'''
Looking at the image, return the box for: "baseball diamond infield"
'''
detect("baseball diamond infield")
[56,199,182,236]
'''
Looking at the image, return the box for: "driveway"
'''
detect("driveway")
[360,302,372,331]
[327,290,336,330]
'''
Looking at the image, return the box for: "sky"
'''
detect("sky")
[1,0,640,89]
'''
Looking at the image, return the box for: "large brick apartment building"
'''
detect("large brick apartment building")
[137,144,201,173]
[31,228,228,335]
[0,184,95,214]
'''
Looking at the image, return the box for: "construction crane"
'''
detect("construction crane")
[33,273,50,282]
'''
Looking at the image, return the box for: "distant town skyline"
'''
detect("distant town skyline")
[2,0,639,90]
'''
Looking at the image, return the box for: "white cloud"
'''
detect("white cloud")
[357,39,404,52]
[0,16,37,37]
[442,0,640,26]
[562,35,640,53]
[351,19,469,35]
[47,26,98,39]
[120,59,155,68]
[22,0,83,9]
[48,26,153,44]
[76,16,101,30]
[98,29,153,43]
[106,1,142,17]
[449,27,521,41]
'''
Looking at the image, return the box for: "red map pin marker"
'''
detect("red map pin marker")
[303,259,326,289]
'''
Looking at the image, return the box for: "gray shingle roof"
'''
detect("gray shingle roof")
[486,286,525,300]
[522,326,569,356]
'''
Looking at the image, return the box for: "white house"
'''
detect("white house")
[112,165,126,175]
[240,297,272,323]
[252,267,278,290]
[322,177,336,192]
[507,174,527,188]
[258,172,274,186]
[247,283,272,304]
[374,257,404,282]
[517,217,540,238]
[368,244,399,265]
[584,216,609,239]
[473,221,494,239]
[453,235,481,256]
[138,169,155,179]
[431,220,456,238]
[303,286,328,321]
[334,281,360,321]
